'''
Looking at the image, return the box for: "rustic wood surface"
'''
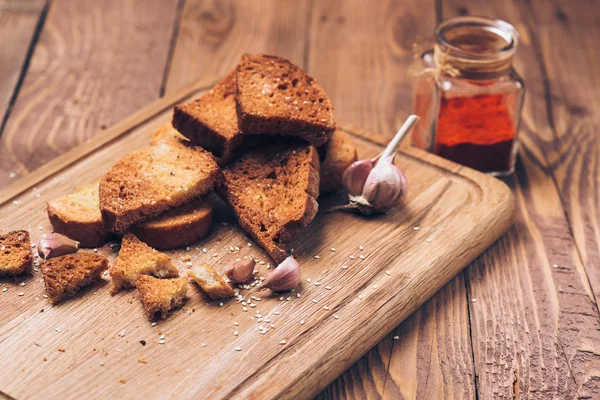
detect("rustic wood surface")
[0,83,514,399]
[0,0,598,398]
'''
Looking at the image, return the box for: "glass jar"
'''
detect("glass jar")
[411,16,525,176]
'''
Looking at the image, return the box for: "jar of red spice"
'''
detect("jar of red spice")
[411,16,524,176]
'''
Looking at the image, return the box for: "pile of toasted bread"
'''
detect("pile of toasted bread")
[1,54,358,321]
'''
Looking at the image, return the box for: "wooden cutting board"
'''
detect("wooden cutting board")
[0,76,514,400]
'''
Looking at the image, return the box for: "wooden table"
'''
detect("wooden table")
[1,1,598,398]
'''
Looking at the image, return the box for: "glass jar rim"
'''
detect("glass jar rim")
[435,16,519,62]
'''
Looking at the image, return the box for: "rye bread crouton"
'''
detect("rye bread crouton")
[47,183,112,247]
[41,253,108,304]
[0,230,33,276]
[109,234,179,294]
[130,197,213,250]
[188,264,234,300]
[99,139,222,233]
[150,123,188,145]
[172,72,243,165]
[319,129,358,195]
[235,54,336,147]
[216,141,320,263]
[135,275,188,321]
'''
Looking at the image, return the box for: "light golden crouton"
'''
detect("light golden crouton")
[188,264,234,300]
[136,275,188,321]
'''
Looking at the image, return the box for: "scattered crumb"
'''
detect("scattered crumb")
[138,358,148,364]
[58,347,65,352]
[119,379,126,384]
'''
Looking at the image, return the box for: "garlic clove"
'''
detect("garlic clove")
[257,256,300,292]
[342,159,374,196]
[361,163,407,212]
[38,233,80,259]
[225,258,256,283]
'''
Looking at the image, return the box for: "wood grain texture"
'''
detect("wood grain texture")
[0,84,514,400]
[312,1,477,398]
[0,0,45,127]
[442,1,600,398]
[165,0,310,93]
[0,0,179,187]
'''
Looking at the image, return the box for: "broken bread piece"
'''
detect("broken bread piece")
[188,264,234,300]
[41,253,108,304]
[136,275,188,321]
[216,140,320,263]
[130,196,213,250]
[235,54,336,147]
[109,233,179,294]
[0,230,33,276]
[47,183,112,247]
[172,71,243,165]
[99,139,222,233]
[319,129,358,195]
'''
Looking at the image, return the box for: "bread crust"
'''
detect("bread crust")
[188,264,234,300]
[135,275,188,321]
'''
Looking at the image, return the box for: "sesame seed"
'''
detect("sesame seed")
[306,278,312,283]
[159,334,165,339]
[313,255,320,259]
[234,331,238,336]
[471,298,477,302]
[17,292,24,296]
[426,238,432,243]
[334,314,340,319]
[243,307,248,312]
[12,200,20,206]
[219,302,223,307]
[393,336,399,340]
[2,287,7,292]
[413,227,420,231]
[342,265,348,269]
[18,282,25,286]
[312,299,318,303]
[279,340,287,345]
[55,328,61,333]
[552,264,559,268]
[118,329,127,337]
[385,270,391,276]
[323,306,329,311]
[349,255,355,260]
[300,320,305,325]
[359,245,364,250]
[202,248,207,253]
[158,340,165,344]
[234,346,242,351]
[279,296,284,301]
[358,295,363,299]
[234,322,239,326]
[313,282,321,286]
[186,246,190,251]
[359,255,365,260]
[296,293,301,298]
[274,311,280,315]
[9,172,16,178]
[201,343,207,347]
[247,242,252,247]
[286,297,291,301]
[213,253,218,257]
[373,285,379,289]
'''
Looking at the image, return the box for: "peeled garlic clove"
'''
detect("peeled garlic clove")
[225,258,256,283]
[257,256,300,292]
[361,163,407,212]
[342,159,374,196]
[38,233,80,259]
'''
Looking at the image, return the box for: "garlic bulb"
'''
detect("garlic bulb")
[339,115,418,215]
[225,258,256,283]
[256,256,300,292]
[38,233,80,259]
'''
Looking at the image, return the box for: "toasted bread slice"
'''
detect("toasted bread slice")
[217,141,320,263]
[235,54,336,147]
[135,275,188,321]
[0,230,33,276]
[41,253,108,304]
[109,233,179,293]
[47,183,112,247]
[172,72,244,165]
[100,139,222,233]
[150,123,188,145]
[188,264,234,300]
[319,129,358,195]
[130,197,213,250]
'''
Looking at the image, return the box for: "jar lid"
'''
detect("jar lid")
[434,16,519,79]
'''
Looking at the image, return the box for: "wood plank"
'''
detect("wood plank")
[164,0,310,93]
[309,1,476,398]
[0,0,180,187]
[525,0,600,315]
[0,0,45,129]
[0,83,514,399]
[441,1,600,397]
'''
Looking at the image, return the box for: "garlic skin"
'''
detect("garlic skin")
[339,115,418,215]
[225,258,256,283]
[38,233,80,259]
[257,256,300,292]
